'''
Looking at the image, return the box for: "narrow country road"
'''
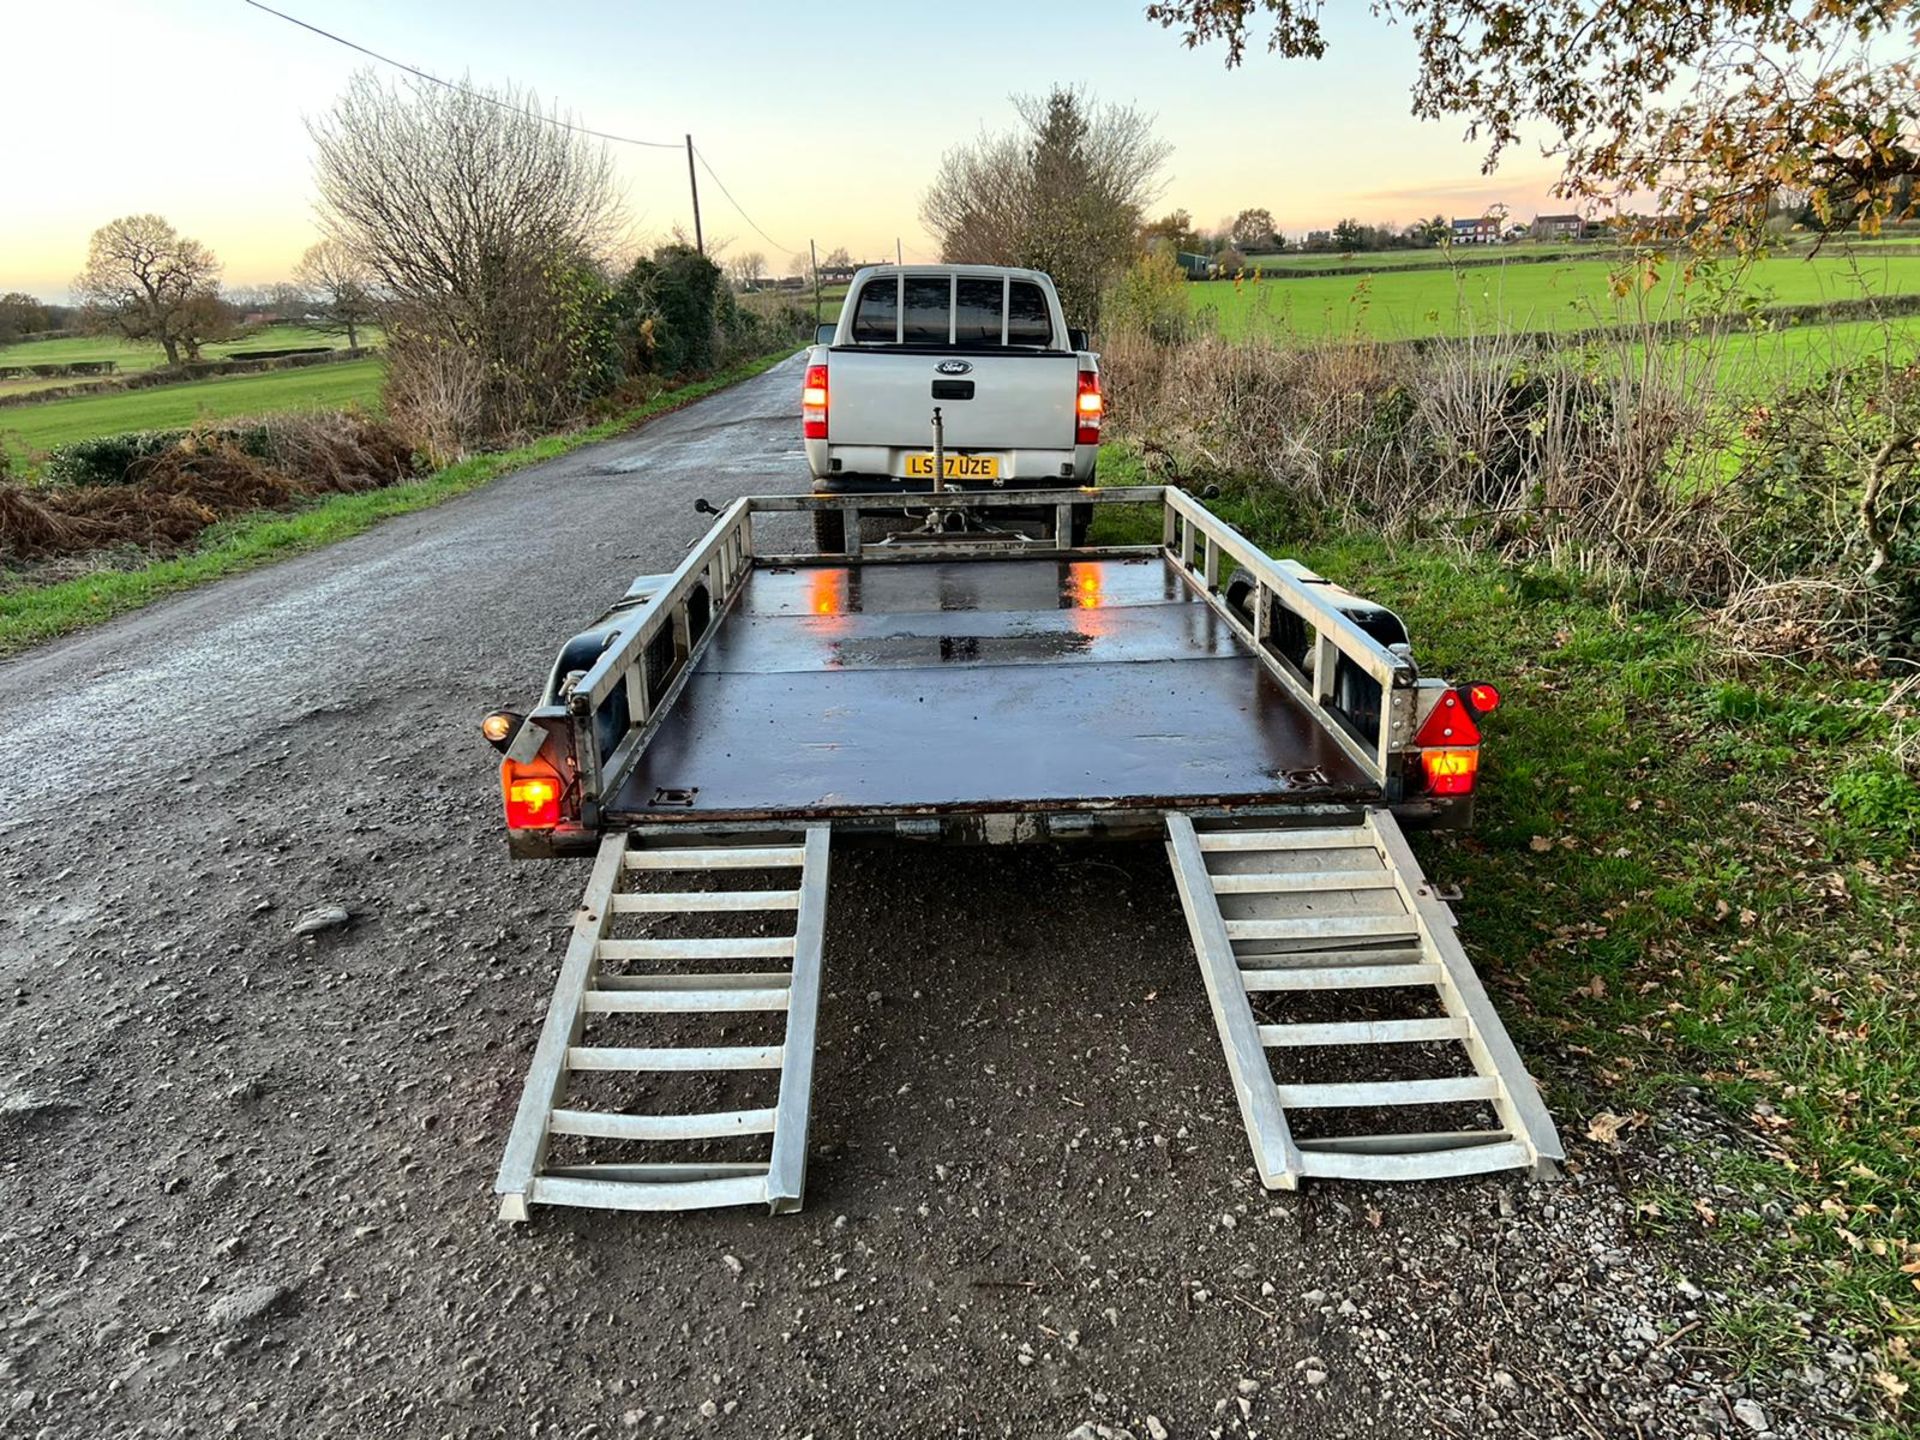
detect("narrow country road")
[0,358,1854,1439]
[0,357,812,836]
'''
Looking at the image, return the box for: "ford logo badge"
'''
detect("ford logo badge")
[935,359,974,375]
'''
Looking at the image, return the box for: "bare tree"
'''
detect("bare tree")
[294,239,378,349]
[308,69,625,442]
[920,130,1034,269]
[72,215,225,366]
[920,88,1169,327]
[724,250,767,291]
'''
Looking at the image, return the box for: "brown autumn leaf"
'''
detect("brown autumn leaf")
[1587,1111,1628,1145]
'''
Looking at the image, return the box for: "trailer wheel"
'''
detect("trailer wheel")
[812,508,846,554]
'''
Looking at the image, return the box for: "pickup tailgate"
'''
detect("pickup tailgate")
[826,350,1079,450]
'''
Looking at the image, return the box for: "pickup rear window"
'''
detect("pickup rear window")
[846,275,1055,347]
[850,280,898,343]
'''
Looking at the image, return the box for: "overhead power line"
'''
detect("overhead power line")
[243,0,682,149]
[247,1,802,261]
[694,147,793,255]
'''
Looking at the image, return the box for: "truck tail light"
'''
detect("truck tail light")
[1421,748,1479,795]
[502,758,563,830]
[803,364,829,440]
[1075,369,1103,446]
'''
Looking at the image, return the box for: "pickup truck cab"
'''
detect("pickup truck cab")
[802,264,1101,549]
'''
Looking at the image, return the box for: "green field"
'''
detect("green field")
[1655,315,1920,391]
[1240,242,1609,272]
[1190,252,1920,341]
[0,358,386,469]
[0,326,375,380]
[1240,235,1920,273]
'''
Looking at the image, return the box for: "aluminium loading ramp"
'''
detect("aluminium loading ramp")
[495,826,830,1221]
[1166,810,1563,1185]
[496,808,1560,1220]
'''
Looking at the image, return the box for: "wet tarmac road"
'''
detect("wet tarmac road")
[0,355,814,839]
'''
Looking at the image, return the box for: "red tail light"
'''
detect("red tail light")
[1421,748,1479,795]
[1465,682,1502,715]
[1414,689,1481,747]
[502,759,562,829]
[1075,369,1103,446]
[803,364,828,440]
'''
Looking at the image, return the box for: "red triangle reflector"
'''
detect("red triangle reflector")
[1415,689,1481,747]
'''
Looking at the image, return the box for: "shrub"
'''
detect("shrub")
[1,412,418,564]
[1101,330,1713,582]
[1104,328,1920,662]
[1829,758,1920,853]
[44,427,267,487]
[383,324,491,468]
[36,415,413,493]
[1102,250,1194,345]
[614,246,724,379]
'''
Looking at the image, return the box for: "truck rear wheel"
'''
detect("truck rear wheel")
[812,508,846,554]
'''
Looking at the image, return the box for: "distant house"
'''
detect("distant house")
[1174,251,1214,280]
[817,264,862,286]
[1530,213,1584,242]
[1449,216,1502,245]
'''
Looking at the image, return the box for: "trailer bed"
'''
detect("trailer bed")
[608,556,1380,823]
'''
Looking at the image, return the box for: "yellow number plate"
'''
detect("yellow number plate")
[905,453,999,480]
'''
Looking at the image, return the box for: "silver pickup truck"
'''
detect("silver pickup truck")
[802,264,1101,549]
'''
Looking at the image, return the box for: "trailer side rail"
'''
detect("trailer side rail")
[560,498,757,822]
[1160,488,1417,788]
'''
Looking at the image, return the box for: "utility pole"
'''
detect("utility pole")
[810,239,820,326]
[686,135,704,256]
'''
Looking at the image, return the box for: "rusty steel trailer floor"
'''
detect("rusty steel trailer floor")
[609,556,1381,822]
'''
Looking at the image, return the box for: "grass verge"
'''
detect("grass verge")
[1092,443,1919,1424]
[0,350,797,657]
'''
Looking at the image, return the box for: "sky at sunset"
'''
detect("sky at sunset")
[1,0,1572,301]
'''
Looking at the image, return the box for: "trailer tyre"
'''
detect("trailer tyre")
[812,508,846,554]
[1071,503,1093,547]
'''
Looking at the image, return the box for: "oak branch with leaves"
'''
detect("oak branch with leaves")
[1147,1,1920,245]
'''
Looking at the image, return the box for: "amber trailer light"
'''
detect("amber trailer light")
[1422,747,1479,796]
[502,761,562,829]
[481,708,525,752]
[802,365,829,440]
[1075,370,1103,445]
